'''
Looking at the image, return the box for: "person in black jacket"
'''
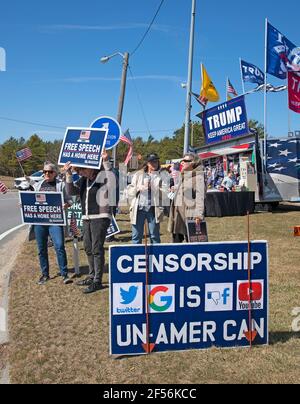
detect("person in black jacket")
[63,152,114,294]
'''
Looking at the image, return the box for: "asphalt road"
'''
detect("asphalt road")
[0,192,23,237]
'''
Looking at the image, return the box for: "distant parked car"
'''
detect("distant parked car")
[14,170,44,190]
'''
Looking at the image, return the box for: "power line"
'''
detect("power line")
[0,116,65,130]
[130,0,166,57]
[0,114,178,137]
[128,65,152,137]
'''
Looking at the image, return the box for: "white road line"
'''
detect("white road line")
[0,224,26,242]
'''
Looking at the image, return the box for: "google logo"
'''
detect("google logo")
[149,285,173,312]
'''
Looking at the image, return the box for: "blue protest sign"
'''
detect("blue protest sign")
[110,241,268,356]
[19,191,66,226]
[58,127,108,169]
[106,216,120,239]
[91,116,122,150]
[202,96,249,145]
[241,60,265,86]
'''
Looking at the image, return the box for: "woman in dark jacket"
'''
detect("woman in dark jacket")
[63,153,114,294]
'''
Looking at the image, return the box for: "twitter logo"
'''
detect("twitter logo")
[120,286,138,305]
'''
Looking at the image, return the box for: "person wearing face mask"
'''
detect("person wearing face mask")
[168,153,206,243]
[63,152,114,294]
[31,163,72,285]
[127,153,168,244]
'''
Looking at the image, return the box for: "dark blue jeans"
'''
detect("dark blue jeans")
[132,208,161,244]
[34,225,68,277]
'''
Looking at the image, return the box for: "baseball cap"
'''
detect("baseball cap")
[147,153,160,162]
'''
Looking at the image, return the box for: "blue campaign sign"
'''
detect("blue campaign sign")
[110,241,269,356]
[58,127,108,169]
[106,216,120,239]
[202,96,249,145]
[19,191,66,226]
[91,116,122,150]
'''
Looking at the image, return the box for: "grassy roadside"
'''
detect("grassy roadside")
[0,176,15,189]
[8,207,300,384]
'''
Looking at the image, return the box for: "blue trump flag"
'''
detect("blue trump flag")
[241,59,265,86]
[110,242,269,356]
[267,22,300,79]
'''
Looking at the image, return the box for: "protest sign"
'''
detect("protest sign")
[19,191,66,226]
[58,127,108,169]
[186,220,208,242]
[106,216,120,239]
[110,241,268,355]
[202,96,249,145]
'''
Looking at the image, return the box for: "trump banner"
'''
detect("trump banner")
[58,127,108,169]
[110,242,269,356]
[19,191,66,226]
[288,72,300,113]
[202,96,249,145]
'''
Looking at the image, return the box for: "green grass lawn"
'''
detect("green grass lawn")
[8,206,300,384]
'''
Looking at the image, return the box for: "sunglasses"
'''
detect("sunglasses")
[182,159,193,163]
[43,170,54,174]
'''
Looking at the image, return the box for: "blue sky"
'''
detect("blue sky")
[0,0,299,143]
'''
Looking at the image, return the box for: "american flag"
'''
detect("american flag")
[191,92,207,107]
[70,214,80,237]
[120,129,133,165]
[0,180,8,194]
[227,78,238,100]
[35,193,47,204]
[16,148,32,162]
[267,138,300,179]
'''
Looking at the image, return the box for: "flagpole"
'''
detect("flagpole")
[263,18,268,171]
[184,0,196,155]
[239,58,246,95]
[226,77,228,101]
[17,160,26,178]
[287,75,292,134]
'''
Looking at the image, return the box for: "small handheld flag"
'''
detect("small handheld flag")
[16,148,32,162]
[120,129,133,166]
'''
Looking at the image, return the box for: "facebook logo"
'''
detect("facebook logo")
[205,283,233,312]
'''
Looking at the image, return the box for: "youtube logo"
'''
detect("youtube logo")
[236,280,264,311]
[238,282,262,301]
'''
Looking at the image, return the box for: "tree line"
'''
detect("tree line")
[0,120,263,177]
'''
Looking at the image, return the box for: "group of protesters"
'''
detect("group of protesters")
[29,151,206,294]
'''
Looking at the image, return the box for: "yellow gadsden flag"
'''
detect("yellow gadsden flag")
[199,64,220,105]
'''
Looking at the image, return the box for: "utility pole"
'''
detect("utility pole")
[184,0,196,155]
[115,52,129,168]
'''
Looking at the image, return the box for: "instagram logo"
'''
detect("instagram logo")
[0,47,6,72]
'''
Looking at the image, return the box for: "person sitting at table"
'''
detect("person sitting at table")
[221,171,234,191]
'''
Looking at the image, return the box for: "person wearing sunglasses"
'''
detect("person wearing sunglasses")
[168,153,206,243]
[30,162,72,285]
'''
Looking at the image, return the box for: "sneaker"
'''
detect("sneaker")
[63,275,73,285]
[76,278,93,287]
[83,282,105,294]
[38,276,50,285]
